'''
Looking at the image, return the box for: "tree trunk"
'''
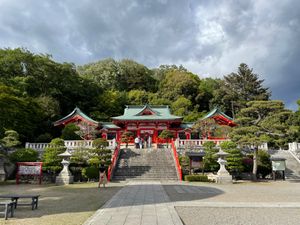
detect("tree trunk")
[252,147,258,181]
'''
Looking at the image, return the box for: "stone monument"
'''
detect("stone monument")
[56,150,74,185]
[215,148,232,184]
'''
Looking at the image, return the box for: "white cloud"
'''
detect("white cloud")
[0,0,299,109]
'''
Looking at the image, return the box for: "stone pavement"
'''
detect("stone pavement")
[83,181,183,225]
[84,180,300,225]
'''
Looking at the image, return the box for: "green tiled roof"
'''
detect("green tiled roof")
[202,107,234,121]
[101,122,120,129]
[54,107,99,126]
[180,123,194,129]
[112,105,182,121]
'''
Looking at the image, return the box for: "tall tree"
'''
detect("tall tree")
[197,78,222,112]
[230,100,291,180]
[118,59,157,91]
[77,58,119,89]
[152,64,187,82]
[211,63,271,117]
[159,70,200,103]
[287,99,300,142]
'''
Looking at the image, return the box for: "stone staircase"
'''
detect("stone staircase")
[112,148,179,181]
[268,149,300,180]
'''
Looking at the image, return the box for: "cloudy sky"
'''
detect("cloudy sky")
[0,0,299,109]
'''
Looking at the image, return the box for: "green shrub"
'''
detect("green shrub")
[61,123,81,140]
[203,141,219,172]
[35,133,52,143]
[220,141,244,173]
[242,156,253,172]
[82,167,99,180]
[185,175,210,182]
[257,150,271,178]
[42,138,66,173]
[9,148,39,163]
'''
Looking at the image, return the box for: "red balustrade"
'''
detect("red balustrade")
[107,143,121,181]
[171,141,182,181]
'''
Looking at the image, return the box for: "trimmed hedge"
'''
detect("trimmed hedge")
[185,175,210,182]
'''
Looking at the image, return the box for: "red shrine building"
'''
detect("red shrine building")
[54,105,236,143]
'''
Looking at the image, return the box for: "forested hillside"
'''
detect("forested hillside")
[0,48,299,144]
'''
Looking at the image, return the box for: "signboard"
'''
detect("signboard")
[16,162,43,184]
[19,165,41,175]
[272,161,286,171]
[140,130,154,134]
[190,156,202,168]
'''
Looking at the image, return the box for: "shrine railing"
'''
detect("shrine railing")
[171,140,182,181]
[288,142,300,162]
[25,139,117,153]
[176,139,229,148]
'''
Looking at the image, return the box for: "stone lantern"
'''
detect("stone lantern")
[215,148,232,184]
[56,150,74,185]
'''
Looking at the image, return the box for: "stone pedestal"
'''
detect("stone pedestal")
[56,152,74,185]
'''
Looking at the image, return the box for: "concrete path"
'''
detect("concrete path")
[84,181,183,225]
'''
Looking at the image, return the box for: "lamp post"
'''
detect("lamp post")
[215,148,232,184]
[56,150,74,185]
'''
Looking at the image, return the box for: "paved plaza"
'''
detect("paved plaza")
[84,180,300,225]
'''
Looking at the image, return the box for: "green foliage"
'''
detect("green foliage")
[93,90,127,121]
[179,155,190,175]
[92,138,109,149]
[197,78,221,111]
[257,150,272,178]
[230,100,290,179]
[1,47,298,157]
[211,63,270,116]
[127,90,149,105]
[61,123,81,140]
[42,138,66,173]
[1,130,21,149]
[70,148,89,165]
[158,130,174,147]
[202,141,219,172]
[185,175,210,182]
[242,156,253,172]
[159,70,200,103]
[82,167,99,180]
[159,130,174,140]
[9,148,39,163]
[35,133,53,143]
[78,58,120,89]
[90,138,111,167]
[0,84,42,139]
[121,131,134,148]
[34,95,60,119]
[220,141,244,173]
[171,96,192,117]
[78,58,157,92]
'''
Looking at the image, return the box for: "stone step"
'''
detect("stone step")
[113,175,178,180]
[112,148,178,181]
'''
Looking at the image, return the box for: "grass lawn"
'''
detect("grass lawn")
[0,181,123,225]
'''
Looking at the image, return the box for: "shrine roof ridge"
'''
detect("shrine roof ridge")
[125,105,170,108]
[112,104,182,121]
[202,107,234,121]
[53,107,99,126]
